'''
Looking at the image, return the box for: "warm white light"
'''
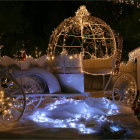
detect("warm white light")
[129,47,140,60]
[69,56,73,59]
[48,5,116,59]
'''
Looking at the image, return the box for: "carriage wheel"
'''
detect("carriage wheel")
[112,73,137,106]
[16,76,45,110]
[0,74,26,123]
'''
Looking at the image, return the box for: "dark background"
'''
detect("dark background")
[0,0,140,61]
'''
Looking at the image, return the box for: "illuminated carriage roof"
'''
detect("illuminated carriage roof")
[48,5,116,59]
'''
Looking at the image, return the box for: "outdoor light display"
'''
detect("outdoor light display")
[29,97,120,134]
[114,34,123,75]
[0,73,25,122]
[115,0,140,8]
[48,5,116,59]
[129,47,140,61]
[113,73,137,105]
[0,2,139,139]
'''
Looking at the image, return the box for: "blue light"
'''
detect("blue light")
[54,123,67,128]
[75,114,81,120]
[78,127,96,134]
[110,124,122,132]
[107,105,119,116]
[29,97,120,135]
[78,123,85,128]
[69,122,76,128]
[110,104,118,110]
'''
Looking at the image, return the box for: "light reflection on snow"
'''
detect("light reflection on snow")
[29,97,120,134]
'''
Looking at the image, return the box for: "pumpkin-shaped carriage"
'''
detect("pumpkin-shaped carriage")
[0,6,137,123]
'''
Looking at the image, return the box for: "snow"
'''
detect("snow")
[0,97,140,139]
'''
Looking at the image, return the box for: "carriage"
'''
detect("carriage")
[0,5,137,123]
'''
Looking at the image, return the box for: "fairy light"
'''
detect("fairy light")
[61,48,68,55]
[51,56,54,60]
[114,0,140,8]
[129,47,140,61]
[0,90,15,120]
[48,5,116,61]
[75,5,90,20]
[69,56,73,59]
[29,97,119,134]
[114,34,123,75]
[110,124,122,132]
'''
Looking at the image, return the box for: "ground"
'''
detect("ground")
[0,97,140,139]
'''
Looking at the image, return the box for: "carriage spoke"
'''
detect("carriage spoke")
[12,106,23,113]
[113,74,137,106]
[16,76,44,110]
[0,74,26,123]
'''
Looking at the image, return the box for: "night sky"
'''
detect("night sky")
[0,1,140,61]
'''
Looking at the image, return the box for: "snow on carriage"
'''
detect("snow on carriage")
[0,5,138,123]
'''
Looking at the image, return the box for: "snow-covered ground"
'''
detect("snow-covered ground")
[0,97,140,139]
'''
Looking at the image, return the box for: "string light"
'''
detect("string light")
[69,56,73,59]
[114,0,140,8]
[114,34,123,75]
[0,91,15,120]
[48,5,116,59]
[129,47,140,61]
[29,97,119,134]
